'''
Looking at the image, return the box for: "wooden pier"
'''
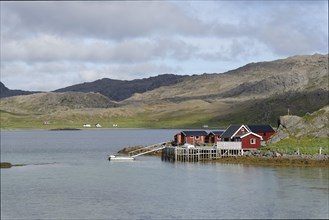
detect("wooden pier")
[161,147,244,162]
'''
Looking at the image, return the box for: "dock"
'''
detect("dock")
[116,142,245,162]
[128,142,167,158]
[161,146,244,162]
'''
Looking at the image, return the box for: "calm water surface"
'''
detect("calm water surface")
[1,129,328,219]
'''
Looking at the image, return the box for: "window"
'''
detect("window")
[250,138,256,144]
[195,136,200,140]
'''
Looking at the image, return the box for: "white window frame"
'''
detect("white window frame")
[250,138,256,144]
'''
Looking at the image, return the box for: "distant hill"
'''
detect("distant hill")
[127,54,328,102]
[0,92,117,114]
[0,82,37,98]
[54,74,188,102]
[123,53,328,125]
[1,54,328,129]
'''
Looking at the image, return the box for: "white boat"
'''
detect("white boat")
[108,155,135,161]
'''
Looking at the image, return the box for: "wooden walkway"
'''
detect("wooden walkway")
[128,142,168,158]
[161,147,243,162]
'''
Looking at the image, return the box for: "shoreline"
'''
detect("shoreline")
[118,146,329,167]
[118,145,329,167]
[212,156,329,167]
[0,162,25,169]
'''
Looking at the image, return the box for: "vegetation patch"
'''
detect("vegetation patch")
[0,162,12,168]
[263,137,329,155]
[1,162,25,168]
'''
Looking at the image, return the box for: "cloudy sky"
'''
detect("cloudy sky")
[1,1,328,91]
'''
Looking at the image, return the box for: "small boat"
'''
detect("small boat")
[108,155,135,161]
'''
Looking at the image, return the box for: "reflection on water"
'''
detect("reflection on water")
[1,129,328,219]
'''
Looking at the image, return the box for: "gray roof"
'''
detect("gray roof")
[220,125,242,139]
[247,125,274,133]
[181,130,208,136]
[209,130,225,136]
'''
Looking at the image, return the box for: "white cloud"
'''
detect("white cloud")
[1,1,208,40]
[1,35,199,64]
[0,1,327,91]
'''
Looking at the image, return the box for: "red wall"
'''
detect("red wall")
[256,132,274,141]
[185,136,206,145]
[254,132,274,141]
[207,134,221,143]
[241,134,261,149]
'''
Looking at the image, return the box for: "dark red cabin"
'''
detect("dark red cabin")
[175,131,208,145]
[207,131,224,143]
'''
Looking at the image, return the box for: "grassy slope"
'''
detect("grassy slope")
[1,91,328,129]
[263,137,329,155]
[1,54,328,129]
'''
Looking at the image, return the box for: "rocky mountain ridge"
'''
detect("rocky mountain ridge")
[1,53,328,128]
[127,53,328,102]
[0,82,37,98]
[54,74,188,102]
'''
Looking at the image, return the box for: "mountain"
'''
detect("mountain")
[0,92,116,114]
[0,82,37,98]
[54,74,188,102]
[1,54,328,129]
[127,54,328,102]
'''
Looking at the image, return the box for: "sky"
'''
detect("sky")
[1,1,328,91]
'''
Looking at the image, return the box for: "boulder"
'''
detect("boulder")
[268,105,329,143]
[279,115,303,129]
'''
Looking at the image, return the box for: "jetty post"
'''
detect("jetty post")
[161,146,243,162]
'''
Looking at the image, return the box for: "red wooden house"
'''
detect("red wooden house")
[240,132,263,149]
[207,131,224,144]
[174,131,208,145]
[246,125,275,141]
[219,125,263,149]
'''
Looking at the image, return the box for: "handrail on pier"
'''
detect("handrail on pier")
[128,141,168,157]
[131,146,166,158]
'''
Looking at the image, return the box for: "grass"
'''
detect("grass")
[0,162,25,168]
[262,137,329,155]
[0,162,12,168]
[1,94,327,130]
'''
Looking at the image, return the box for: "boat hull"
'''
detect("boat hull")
[108,155,135,161]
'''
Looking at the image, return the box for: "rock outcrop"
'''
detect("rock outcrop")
[268,105,329,144]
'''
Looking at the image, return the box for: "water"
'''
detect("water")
[1,129,328,219]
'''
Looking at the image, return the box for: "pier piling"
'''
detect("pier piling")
[161,147,243,162]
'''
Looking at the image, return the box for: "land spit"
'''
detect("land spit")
[117,145,329,167]
[0,162,25,168]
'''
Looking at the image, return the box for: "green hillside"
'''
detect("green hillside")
[0,54,328,129]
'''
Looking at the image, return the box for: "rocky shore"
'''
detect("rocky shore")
[243,149,329,160]
[117,145,329,167]
[215,156,329,167]
[218,150,329,166]
[215,150,329,167]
